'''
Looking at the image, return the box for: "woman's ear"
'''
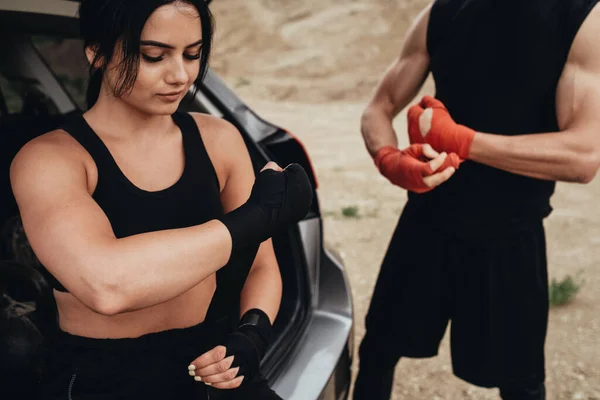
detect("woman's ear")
[85,45,102,69]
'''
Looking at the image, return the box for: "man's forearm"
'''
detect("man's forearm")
[469,129,600,183]
[361,106,399,159]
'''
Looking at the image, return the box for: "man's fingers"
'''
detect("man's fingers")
[420,95,447,110]
[408,103,425,121]
[428,152,448,172]
[260,161,283,172]
[419,108,433,137]
[189,346,227,370]
[423,167,456,188]
[443,153,462,170]
[421,143,440,160]
[209,375,245,390]
[195,356,234,378]
[408,103,428,144]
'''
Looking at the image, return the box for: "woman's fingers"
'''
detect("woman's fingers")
[423,167,456,188]
[260,161,283,172]
[200,366,241,385]
[188,348,244,390]
[209,375,245,390]
[188,345,226,376]
[194,356,235,379]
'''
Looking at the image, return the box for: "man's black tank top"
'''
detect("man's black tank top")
[42,112,255,319]
[409,0,598,226]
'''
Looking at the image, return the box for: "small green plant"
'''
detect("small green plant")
[341,206,359,218]
[235,77,251,88]
[549,272,584,307]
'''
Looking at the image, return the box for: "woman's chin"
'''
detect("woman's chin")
[156,103,181,115]
[135,102,181,116]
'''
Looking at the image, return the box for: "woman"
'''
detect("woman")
[9,0,312,398]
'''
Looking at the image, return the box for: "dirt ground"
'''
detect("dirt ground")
[209,1,600,399]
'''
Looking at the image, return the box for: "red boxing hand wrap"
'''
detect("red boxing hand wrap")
[408,96,475,159]
[374,144,460,194]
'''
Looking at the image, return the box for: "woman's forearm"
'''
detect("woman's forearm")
[239,267,282,325]
[238,241,282,324]
[73,220,232,315]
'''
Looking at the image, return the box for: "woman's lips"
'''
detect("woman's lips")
[157,92,183,102]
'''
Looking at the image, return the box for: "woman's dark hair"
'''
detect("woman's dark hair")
[78,0,214,109]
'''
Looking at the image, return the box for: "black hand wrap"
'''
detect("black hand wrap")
[218,163,313,254]
[224,308,272,382]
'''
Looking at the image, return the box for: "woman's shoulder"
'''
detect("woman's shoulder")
[187,112,248,159]
[187,112,243,145]
[14,129,87,164]
[10,129,90,186]
[186,112,251,190]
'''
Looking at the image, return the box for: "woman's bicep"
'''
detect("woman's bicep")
[10,139,115,300]
[214,127,256,213]
[209,119,281,264]
[189,113,255,212]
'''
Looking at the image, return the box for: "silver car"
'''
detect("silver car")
[0,1,354,399]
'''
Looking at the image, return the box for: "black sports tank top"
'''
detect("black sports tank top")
[43,112,224,292]
[409,0,598,226]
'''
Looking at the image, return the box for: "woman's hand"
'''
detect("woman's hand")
[188,345,244,389]
[261,161,283,172]
[188,309,272,389]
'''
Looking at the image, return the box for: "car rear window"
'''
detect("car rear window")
[0,73,24,115]
[32,36,88,110]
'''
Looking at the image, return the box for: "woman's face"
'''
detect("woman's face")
[104,2,203,115]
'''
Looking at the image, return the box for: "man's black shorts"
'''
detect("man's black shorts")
[364,201,549,388]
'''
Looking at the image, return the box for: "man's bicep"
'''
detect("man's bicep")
[372,3,432,116]
[556,3,600,133]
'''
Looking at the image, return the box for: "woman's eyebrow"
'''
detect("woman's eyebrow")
[140,40,203,49]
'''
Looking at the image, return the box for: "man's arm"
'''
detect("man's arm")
[361,3,433,158]
[468,5,600,183]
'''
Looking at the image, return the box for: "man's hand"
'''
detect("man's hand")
[408,96,475,159]
[374,143,459,193]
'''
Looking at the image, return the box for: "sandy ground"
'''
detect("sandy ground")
[209,1,600,399]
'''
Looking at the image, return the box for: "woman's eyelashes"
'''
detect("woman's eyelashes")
[142,54,163,63]
[141,53,201,63]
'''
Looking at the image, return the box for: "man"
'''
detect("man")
[354,1,600,399]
